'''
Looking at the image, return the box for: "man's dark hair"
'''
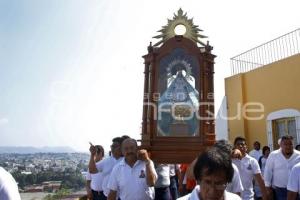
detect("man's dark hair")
[193,147,234,183]
[262,146,270,155]
[121,135,130,140]
[120,135,130,145]
[254,141,261,147]
[234,136,246,146]
[281,135,293,141]
[214,140,233,155]
[112,137,123,144]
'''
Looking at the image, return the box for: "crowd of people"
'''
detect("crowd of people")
[0,134,299,200]
[87,135,300,200]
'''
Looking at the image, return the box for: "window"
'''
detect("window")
[272,118,297,149]
[266,109,300,150]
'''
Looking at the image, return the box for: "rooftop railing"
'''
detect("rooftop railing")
[230,28,300,75]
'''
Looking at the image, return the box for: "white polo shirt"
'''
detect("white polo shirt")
[233,154,261,200]
[287,162,300,194]
[0,167,21,200]
[264,149,300,188]
[259,157,268,175]
[155,164,170,188]
[96,156,123,196]
[108,159,157,200]
[86,160,104,192]
[226,163,244,194]
[169,164,180,177]
[249,149,262,161]
[177,185,241,200]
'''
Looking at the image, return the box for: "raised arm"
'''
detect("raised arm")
[138,149,157,186]
[88,145,98,174]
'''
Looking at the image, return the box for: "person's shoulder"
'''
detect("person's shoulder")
[245,154,256,161]
[96,157,107,165]
[249,149,255,154]
[293,149,300,156]
[0,167,20,199]
[115,158,124,165]
[292,162,300,171]
[231,163,239,171]
[249,155,259,162]
[95,158,108,168]
[111,158,123,167]
[225,191,242,200]
[101,156,114,164]
[291,150,300,162]
[0,167,9,176]
[271,149,280,154]
[265,149,279,159]
[0,167,15,183]
[245,154,260,167]
[0,167,7,185]
[139,159,154,166]
[178,185,200,200]
[109,160,124,175]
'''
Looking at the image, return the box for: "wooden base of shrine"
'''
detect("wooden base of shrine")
[139,133,215,163]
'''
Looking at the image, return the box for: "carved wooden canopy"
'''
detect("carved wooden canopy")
[140,9,216,163]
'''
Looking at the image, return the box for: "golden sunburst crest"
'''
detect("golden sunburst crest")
[153,8,207,47]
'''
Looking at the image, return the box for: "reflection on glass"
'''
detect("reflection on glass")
[157,69,199,137]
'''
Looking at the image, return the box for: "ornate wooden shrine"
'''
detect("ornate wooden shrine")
[140,9,216,163]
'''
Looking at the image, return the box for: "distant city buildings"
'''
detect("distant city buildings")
[0,152,90,193]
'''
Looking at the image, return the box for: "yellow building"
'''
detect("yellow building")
[224,29,300,150]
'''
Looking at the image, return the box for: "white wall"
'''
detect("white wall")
[215,96,229,140]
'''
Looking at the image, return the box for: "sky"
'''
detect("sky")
[0,0,299,152]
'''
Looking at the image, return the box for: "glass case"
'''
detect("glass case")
[157,48,200,137]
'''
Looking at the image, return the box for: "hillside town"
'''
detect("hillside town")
[0,152,89,197]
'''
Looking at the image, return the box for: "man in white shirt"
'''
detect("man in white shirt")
[178,147,241,200]
[87,145,105,200]
[169,164,180,200]
[89,137,124,199]
[249,141,263,200]
[0,167,21,200]
[249,141,262,161]
[233,137,267,200]
[287,162,300,200]
[107,138,157,200]
[155,164,171,200]
[264,135,300,200]
[226,163,244,195]
[86,170,104,200]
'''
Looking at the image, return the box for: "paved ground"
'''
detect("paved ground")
[20,190,87,200]
[20,192,50,200]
